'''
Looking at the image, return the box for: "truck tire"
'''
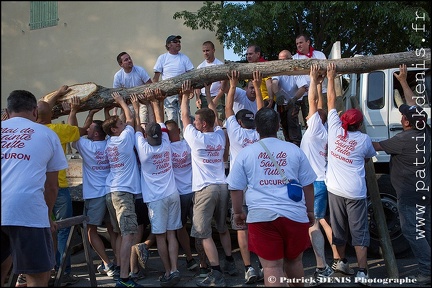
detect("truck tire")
[367,174,411,258]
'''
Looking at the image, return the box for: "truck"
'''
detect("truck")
[66,47,431,258]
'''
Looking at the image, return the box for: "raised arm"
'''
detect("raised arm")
[394,64,415,106]
[307,64,320,118]
[46,85,71,109]
[130,93,143,133]
[326,63,337,112]
[265,77,274,108]
[111,92,134,127]
[225,71,240,119]
[180,80,193,130]
[252,71,265,111]
[204,83,221,127]
[68,96,88,136]
[152,88,165,124]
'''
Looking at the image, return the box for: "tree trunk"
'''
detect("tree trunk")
[3,49,429,119]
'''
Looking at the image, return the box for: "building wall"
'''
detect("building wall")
[1,1,224,123]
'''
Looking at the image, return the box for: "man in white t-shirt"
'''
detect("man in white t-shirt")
[2,90,68,286]
[131,91,182,287]
[180,80,235,287]
[113,52,153,130]
[293,34,327,126]
[225,70,264,284]
[102,92,141,287]
[325,63,376,283]
[272,50,307,146]
[226,107,316,287]
[300,65,342,284]
[153,35,194,128]
[195,41,225,122]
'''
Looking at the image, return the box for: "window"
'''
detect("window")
[30,2,58,30]
[367,71,385,110]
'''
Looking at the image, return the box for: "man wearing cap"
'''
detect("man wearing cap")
[325,63,376,283]
[153,35,194,128]
[130,90,183,287]
[372,64,431,285]
[225,70,264,284]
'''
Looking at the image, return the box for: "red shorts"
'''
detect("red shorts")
[248,217,311,260]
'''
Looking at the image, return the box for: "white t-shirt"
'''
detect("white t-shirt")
[197,58,224,96]
[183,124,226,191]
[293,50,327,94]
[2,117,68,228]
[135,123,178,203]
[225,115,260,172]
[170,140,193,195]
[326,109,376,199]
[272,75,308,102]
[226,138,317,223]
[300,112,328,181]
[153,52,194,80]
[233,87,257,115]
[72,137,109,199]
[105,125,141,195]
[113,65,151,88]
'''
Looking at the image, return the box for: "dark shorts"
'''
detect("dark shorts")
[179,193,195,226]
[135,197,150,227]
[2,226,55,274]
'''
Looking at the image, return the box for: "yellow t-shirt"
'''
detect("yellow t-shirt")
[246,77,273,101]
[46,123,80,188]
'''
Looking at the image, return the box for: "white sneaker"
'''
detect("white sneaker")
[244,267,257,284]
[332,259,354,275]
[355,270,371,286]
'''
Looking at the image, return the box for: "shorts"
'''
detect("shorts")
[248,217,310,261]
[2,226,55,274]
[84,196,108,226]
[179,192,195,226]
[328,192,370,247]
[313,181,329,219]
[135,196,150,228]
[147,192,182,234]
[139,103,155,126]
[191,184,229,239]
[106,191,138,236]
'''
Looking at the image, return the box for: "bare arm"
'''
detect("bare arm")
[68,96,88,136]
[326,63,337,111]
[180,80,192,130]
[225,71,240,119]
[194,88,202,109]
[44,171,59,233]
[152,72,161,83]
[394,64,415,106]
[372,141,383,151]
[307,64,320,118]
[152,88,165,124]
[111,92,133,126]
[130,93,143,133]
[46,85,71,109]
[204,83,221,127]
[303,183,315,226]
[253,71,265,111]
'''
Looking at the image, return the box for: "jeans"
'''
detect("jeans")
[164,94,191,131]
[398,198,431,276]
[53,187,73,274]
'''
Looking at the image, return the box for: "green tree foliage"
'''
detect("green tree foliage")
[173,1,430,60]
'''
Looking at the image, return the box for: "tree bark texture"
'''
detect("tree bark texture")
[6,49,430,119]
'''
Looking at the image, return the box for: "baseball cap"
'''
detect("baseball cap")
[145,122,162,146]
[236,109,256,129]
[399,104,428,129]
[166,35,181,44]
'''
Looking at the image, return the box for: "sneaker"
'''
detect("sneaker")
[355,270,371,286]
[103,262,120,278]
[134,243,150,269]
[129,269,146,280]
[332,259,354,275]
[15,274,26,287]
[115,278,143,287]
[97,262,106,274]
[159,270,181,287]
[199,267,211,278]
[223,259,237,276]
[196,270,226,287]
[257,268,264,282]
[409,273,431,285]
[315,264,334,278]
[186,258,198,271]
[60,274,79,286]
[244,267,257,284]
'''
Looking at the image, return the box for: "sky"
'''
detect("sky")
[224,47,242,62]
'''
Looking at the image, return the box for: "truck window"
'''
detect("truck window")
[367,71,385,110]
